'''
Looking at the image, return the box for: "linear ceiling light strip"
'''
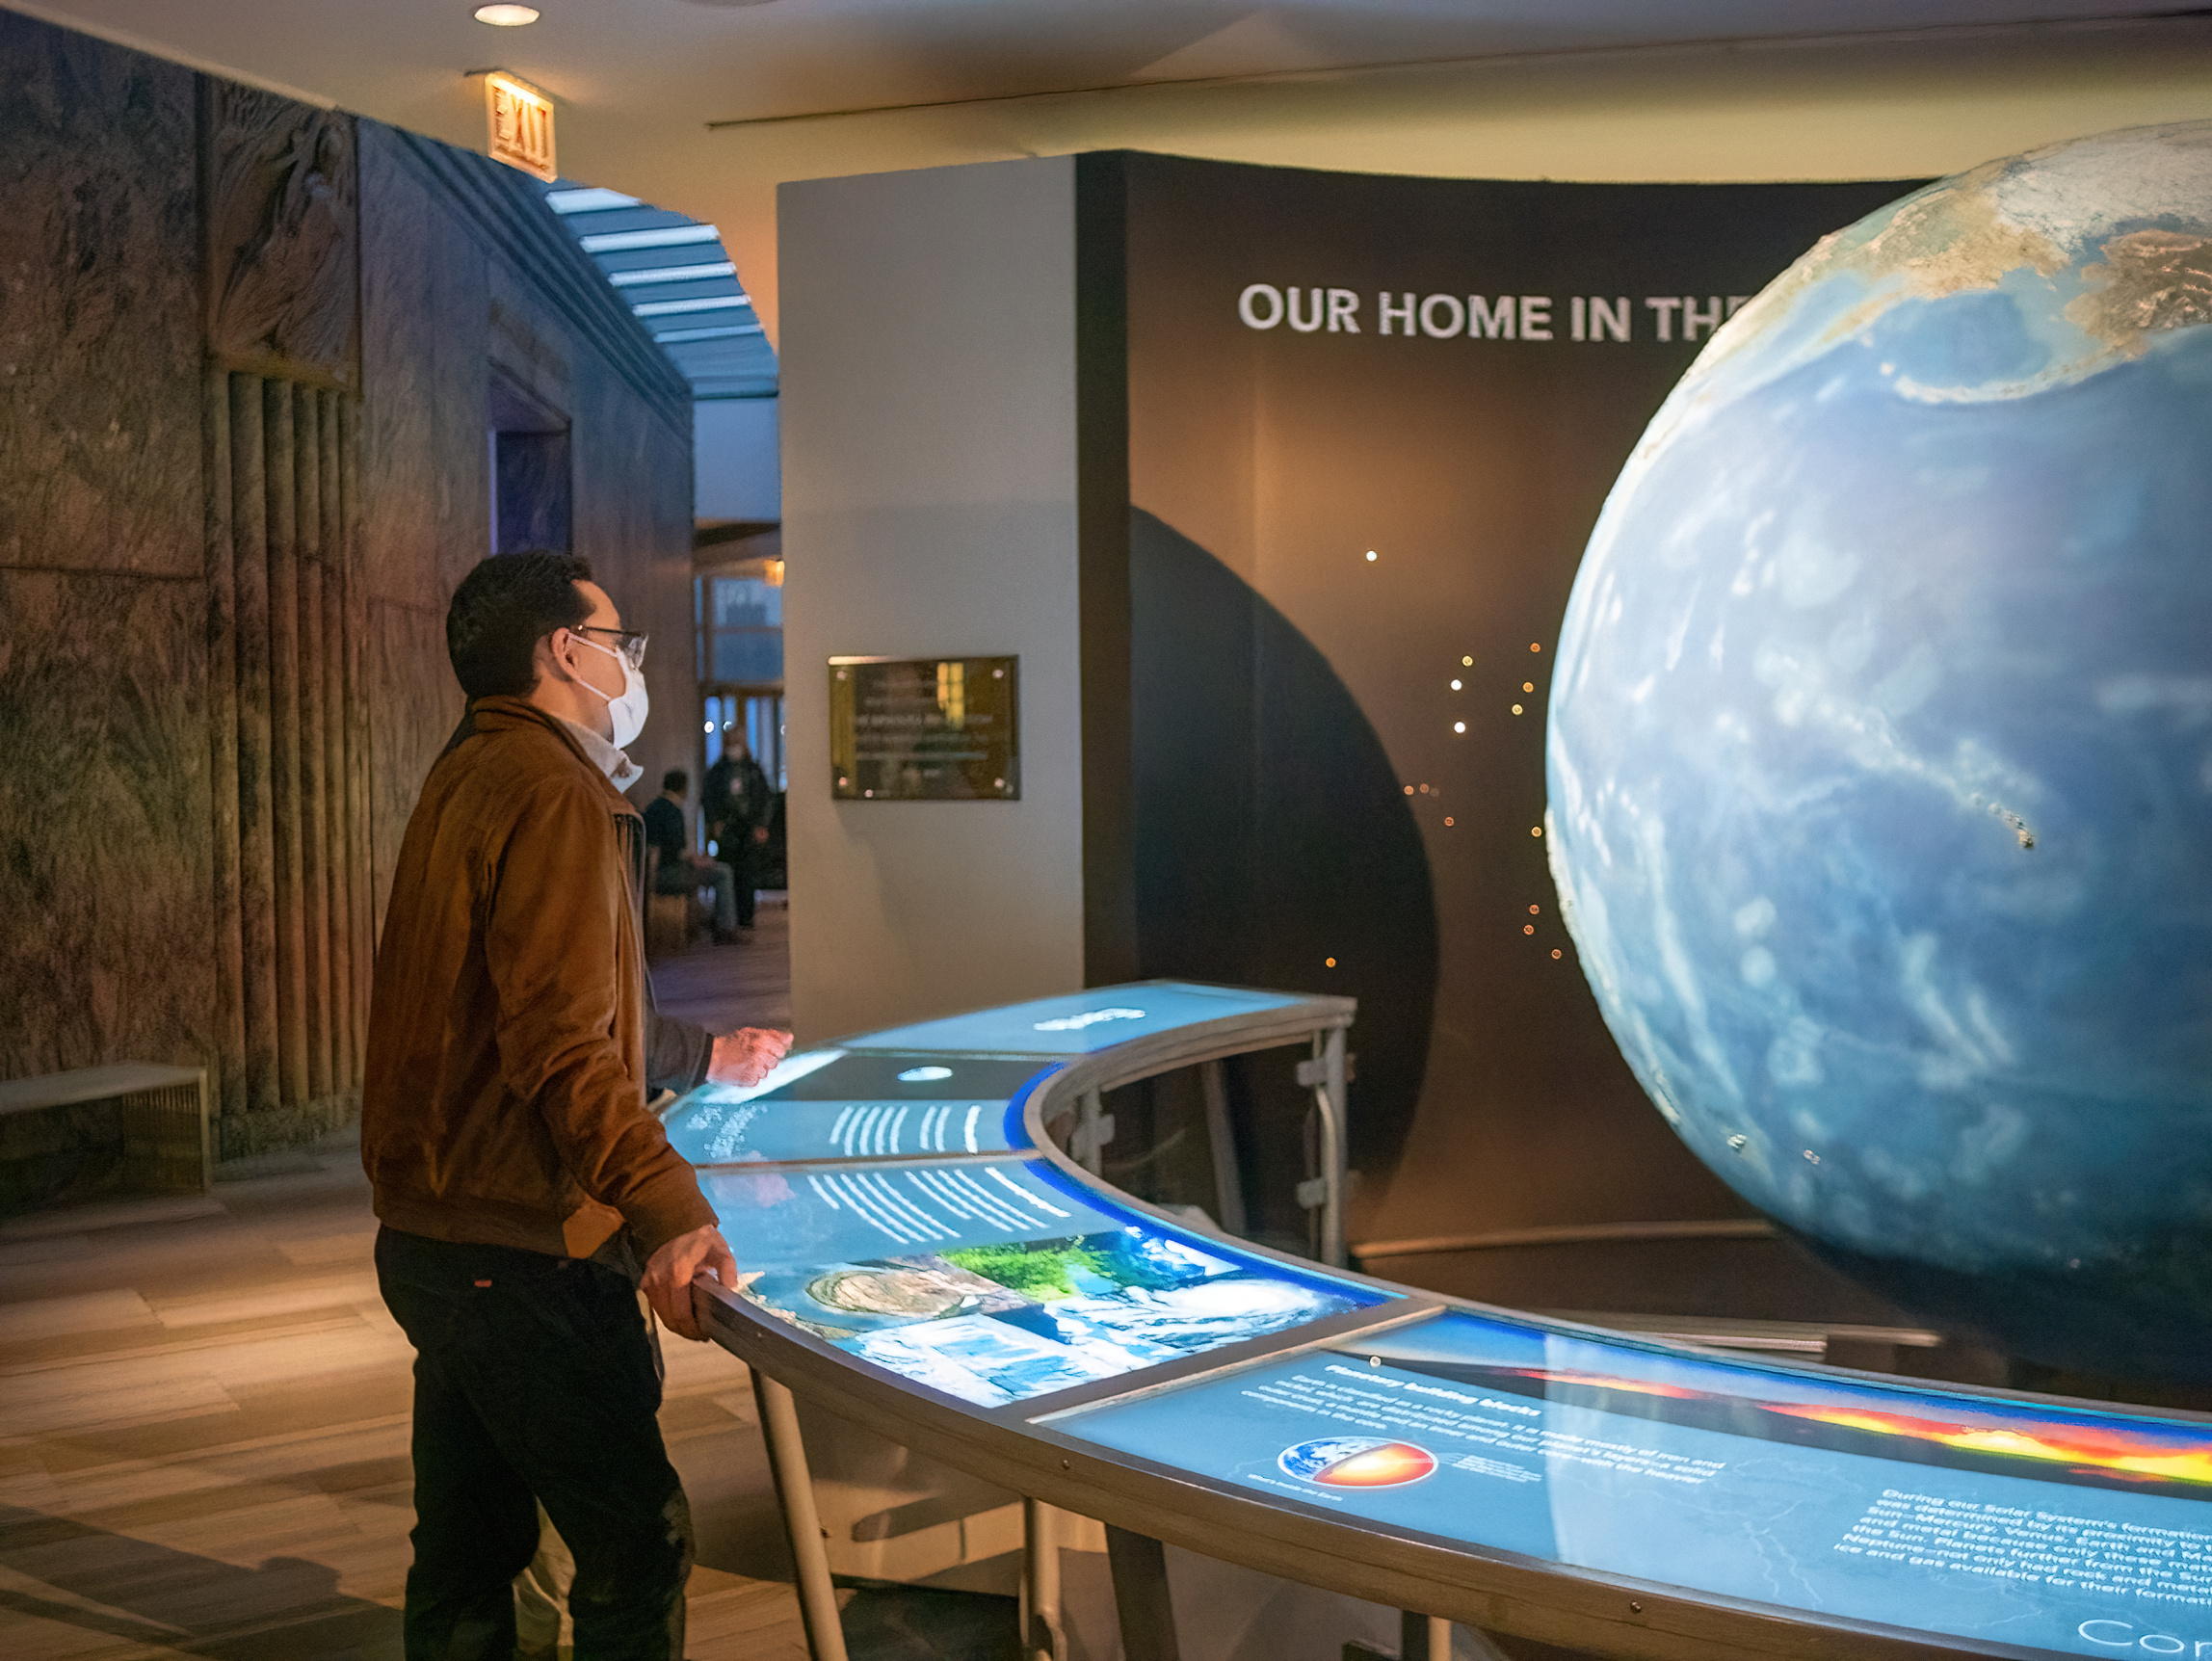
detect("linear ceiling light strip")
[608,260,739,287]
[580,224,724,253]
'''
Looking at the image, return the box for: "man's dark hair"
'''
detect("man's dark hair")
[445,551,594,699]
[662,769,689,793]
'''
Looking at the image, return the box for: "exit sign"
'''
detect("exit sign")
[486,72,556,183]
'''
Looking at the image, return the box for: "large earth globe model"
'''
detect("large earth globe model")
[1545,122,2212,1383]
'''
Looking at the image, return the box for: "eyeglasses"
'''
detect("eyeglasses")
[570,625,649,672]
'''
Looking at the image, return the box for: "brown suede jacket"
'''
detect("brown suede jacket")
[362,696,717,1261]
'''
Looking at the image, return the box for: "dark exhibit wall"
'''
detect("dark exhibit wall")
[1098,155,1918,1252]
[0,12,695,1158]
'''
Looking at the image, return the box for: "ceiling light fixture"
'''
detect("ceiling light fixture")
[474,5,540,26]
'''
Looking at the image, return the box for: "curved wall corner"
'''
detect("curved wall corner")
[1127,509,1437,1241]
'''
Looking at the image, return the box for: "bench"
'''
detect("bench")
[0,1063,211,1219]
[644,845,704,961]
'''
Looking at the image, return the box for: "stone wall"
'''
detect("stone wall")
[0,23,217,1103]
[0,11,695,1159]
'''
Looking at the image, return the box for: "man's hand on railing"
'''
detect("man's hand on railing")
[641,1222,738,1341]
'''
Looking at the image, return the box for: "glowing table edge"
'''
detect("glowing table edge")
[676,980,2212,1661]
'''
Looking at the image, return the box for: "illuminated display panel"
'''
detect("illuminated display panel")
[664,1051,1052,1164]
[1054,1310,2212,1658]
[842,983,1307,1056]
[693,985,2212,1659]
[704,1156,1384,1409]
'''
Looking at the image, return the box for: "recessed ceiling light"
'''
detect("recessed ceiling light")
[475,5,540,25]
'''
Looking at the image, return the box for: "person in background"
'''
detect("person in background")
[701,736,773,933]
[364,551,792,1661]
[644,768,743,945]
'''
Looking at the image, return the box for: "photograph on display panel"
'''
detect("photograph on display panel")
[706,1153,1383,1408]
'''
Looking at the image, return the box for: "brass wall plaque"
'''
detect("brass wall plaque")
[830,656,1018,801]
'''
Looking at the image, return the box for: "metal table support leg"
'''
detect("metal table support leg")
[1071,1088,1113,1174]
[750,1368,850,1661]
[1021,1498,1065,1661]
[1401,1610,1452,1660]
[1297,1028,1350,1268]
[1198,1059,1248,1237]
[1321,1026,1348,1269]
[1105,1525,1181,1661]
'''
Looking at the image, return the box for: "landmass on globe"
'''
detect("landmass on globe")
[1698,121,2212,404]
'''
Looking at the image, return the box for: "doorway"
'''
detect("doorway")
[487,370,572,554]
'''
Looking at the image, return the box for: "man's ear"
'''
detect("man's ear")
[535,629,571,686]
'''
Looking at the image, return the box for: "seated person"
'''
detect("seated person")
[642,770,743,944]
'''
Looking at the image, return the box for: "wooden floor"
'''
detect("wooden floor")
[653,899,794,1039]
[0,903,813,1660]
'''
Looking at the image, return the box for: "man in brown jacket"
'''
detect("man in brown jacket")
[365,551,789,1660]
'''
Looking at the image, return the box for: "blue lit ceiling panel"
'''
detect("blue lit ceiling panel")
[543,182,777,402]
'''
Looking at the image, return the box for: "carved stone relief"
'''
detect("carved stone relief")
[0,12,201,575]
[204,83,360,387]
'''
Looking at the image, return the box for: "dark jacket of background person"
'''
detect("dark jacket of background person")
[362,695,716,1261]
[641,792,691,886]
[703,749,772,842]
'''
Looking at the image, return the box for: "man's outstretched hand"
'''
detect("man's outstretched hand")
[709,1026,793,1087]
[642,1222,738,1341]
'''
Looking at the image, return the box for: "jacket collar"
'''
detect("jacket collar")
[551,713,645,795]
[457,696,642,812]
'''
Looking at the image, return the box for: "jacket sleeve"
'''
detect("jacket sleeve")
[485,778,715,1255]
[647,1010,714,1094]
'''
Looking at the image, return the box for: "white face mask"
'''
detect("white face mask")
[570,633,651,750]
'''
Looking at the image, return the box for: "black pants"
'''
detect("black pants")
[710,823,758,928]
[376,1227,692,1661]
[727,837,758,929]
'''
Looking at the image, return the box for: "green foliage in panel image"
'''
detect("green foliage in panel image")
[943,1240,1108,1302]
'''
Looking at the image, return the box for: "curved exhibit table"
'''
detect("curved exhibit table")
[672,983,2212,1661]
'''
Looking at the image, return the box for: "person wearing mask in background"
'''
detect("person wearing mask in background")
[364,551,792,1661]
[644,768,744,945]
[701,735,772,934]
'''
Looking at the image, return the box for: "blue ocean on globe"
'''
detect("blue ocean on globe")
[1546,123,2212,1380]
